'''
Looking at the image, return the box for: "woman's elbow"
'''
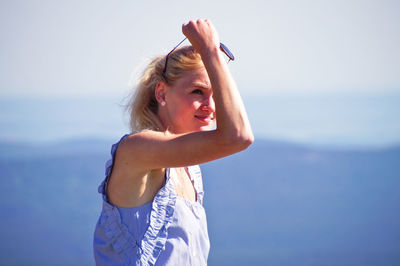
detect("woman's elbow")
[224,130,254,152]
[238,131,254,150]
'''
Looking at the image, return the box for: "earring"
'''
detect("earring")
[161,101,166,107]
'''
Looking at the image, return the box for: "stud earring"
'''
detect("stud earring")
[161,101,166,107]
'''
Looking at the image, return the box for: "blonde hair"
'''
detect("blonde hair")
[127,46,204,132]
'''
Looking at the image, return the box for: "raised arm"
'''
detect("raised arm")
[119,19,253,172]
[183,19,253,152]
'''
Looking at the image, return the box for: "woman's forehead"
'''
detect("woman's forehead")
[178,69,210,88]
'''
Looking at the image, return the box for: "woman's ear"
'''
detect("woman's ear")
[155,81,167,105]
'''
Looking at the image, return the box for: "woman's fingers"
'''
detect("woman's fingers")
[182,19,219,55]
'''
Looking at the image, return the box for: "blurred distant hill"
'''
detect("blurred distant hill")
[0,138,399,265]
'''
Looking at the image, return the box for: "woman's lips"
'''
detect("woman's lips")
[195,114,214,123]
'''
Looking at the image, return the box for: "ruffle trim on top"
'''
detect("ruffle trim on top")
[100,202,141,265]
[98,134,204,265]
[139,168,177,265]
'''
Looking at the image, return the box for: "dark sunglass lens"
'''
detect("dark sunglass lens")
[220,42,235,61]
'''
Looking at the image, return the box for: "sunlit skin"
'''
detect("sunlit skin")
[106,19,253,209]
[156,68,216,134]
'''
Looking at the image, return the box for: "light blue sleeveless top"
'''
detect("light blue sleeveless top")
[93,135,210,265]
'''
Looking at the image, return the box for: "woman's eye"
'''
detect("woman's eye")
[192,89,203,95]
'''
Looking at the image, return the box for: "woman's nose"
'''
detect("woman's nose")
[200,96,215,113]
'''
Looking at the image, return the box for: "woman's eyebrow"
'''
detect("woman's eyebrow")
[191,82,211,90]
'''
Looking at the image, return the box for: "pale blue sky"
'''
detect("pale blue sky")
[1,0,399,147]
[1,0,399,98]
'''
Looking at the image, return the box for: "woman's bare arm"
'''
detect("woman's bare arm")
[118,19,253,172]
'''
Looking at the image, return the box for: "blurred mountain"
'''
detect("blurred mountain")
[0,138,399,265]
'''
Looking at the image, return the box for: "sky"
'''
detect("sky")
[1,0,399,97]
[1,0,399,147]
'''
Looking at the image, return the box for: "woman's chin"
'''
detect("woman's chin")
[197,124,214,132]
[177,121,215,133]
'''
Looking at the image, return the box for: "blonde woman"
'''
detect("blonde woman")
[93,19,253,265]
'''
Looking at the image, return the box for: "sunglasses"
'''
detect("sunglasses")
[162,37,235,79]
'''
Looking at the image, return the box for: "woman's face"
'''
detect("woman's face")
[162,68,216,134]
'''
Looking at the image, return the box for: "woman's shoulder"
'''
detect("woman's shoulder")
[113,131,160,173]
[106,132,166,208]
[118,129,167,149]
[116,129,180,170]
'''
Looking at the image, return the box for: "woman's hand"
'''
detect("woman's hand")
[182,19,220,57]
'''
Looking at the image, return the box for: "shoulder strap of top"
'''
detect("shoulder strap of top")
[98,134,130,204]
[188,165,204,205]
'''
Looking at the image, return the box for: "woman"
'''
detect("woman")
[93,19,253,265]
